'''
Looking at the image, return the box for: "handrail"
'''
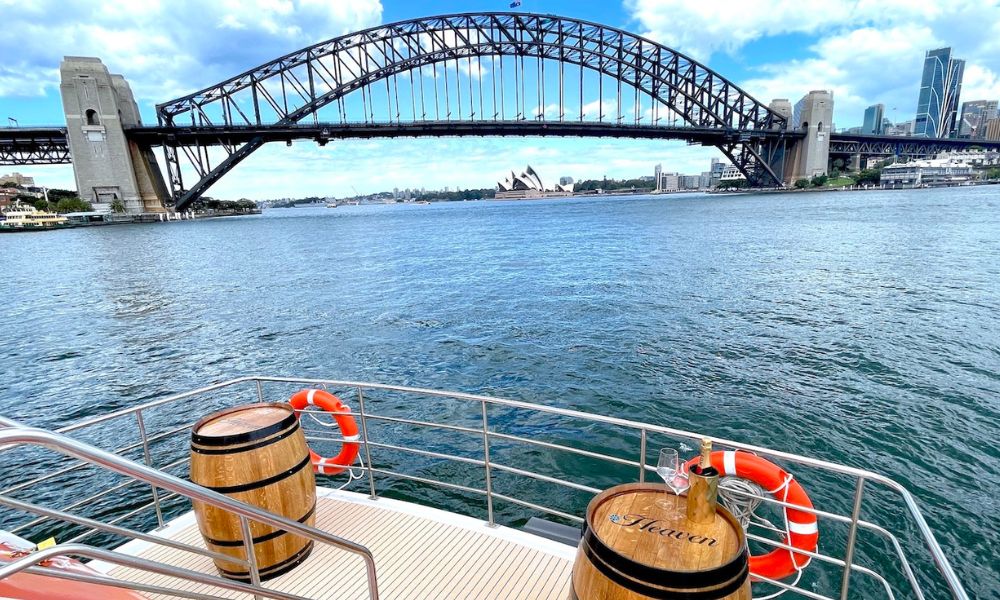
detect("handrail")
[0,376,970,600]
[242,375,969,600]
[0,423,380,600]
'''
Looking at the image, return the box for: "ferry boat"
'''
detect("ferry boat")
[0,376,969,600]
[0,203,71,231]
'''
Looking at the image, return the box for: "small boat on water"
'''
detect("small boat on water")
[0,203,73,232]
[0,376,970,599]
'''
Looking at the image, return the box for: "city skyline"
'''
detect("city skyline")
[2,1,1000,198]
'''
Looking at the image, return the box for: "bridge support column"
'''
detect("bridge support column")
[60,57,168,214]
[783,90,833,184]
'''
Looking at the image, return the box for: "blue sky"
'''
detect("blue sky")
[2,0,999,198]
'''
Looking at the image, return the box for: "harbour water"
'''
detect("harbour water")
[1,187,998,598]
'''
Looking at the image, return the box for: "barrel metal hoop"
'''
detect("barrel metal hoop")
[191,403,298,447]
[203,454,312,494]
[191,422,302,455]
[581,523,749,589]
[203,501,317,547]
[218,540,314,581]
[581,540,750,600]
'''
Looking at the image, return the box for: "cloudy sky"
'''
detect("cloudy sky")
[2,0,999,199]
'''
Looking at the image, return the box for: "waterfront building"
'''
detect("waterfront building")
[985,118,1000,141]
[708,158,729,187]
[885,121,914,136]
[496,165,573,199]
[0,187,19,207]
[958,100,999,138]
[653,164,662,192]
[0,172,35,187]
[558,176,574,186]
[659,173,680,192]
[880,159,974,188]
[914,47,965,138]
[933,150,1000,167]
[846,126,863,135]
[680,175,702,190]
[862,104,885,135]
[719,165,746,181]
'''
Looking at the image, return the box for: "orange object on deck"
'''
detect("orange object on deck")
[0,541,144,600]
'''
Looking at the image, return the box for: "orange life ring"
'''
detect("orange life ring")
[288,389,361,476]
[685,450,818,582]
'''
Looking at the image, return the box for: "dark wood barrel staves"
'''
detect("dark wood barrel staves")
[572,483,751,600]
[190,403,317,581]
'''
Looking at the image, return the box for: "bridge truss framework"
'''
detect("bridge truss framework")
[0,128,71,166]
[155,12,792,209]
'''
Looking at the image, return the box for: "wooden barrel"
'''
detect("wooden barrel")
[190,403,317,582]
[572,483,751,600]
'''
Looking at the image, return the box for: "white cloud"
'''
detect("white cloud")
[0,0,383,104]
[626,0,948,62]
[627,0,1000,128]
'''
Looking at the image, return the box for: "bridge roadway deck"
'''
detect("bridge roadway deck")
[124,121,801,147]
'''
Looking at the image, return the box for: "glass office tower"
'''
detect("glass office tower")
[914,48,965,138]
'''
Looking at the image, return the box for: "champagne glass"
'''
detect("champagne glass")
[656,448,689,512]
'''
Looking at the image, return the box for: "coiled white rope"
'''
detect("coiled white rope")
[718,474,807,600]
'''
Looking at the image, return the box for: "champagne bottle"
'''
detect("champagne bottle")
[686,438,719,523]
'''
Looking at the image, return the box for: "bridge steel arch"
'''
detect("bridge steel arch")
[156,13,791,210]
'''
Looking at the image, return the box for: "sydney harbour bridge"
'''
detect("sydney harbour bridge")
[2,13,998,213]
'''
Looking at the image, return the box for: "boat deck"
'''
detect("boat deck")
[98,488,575,599]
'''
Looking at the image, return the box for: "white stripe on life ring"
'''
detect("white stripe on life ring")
[317,457,330,474]
[788,520,819,535]
[723,451,737,476]
[343,434,361,442]
[306,389,317,406]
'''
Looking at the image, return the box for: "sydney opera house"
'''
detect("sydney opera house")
[496,165,574,199]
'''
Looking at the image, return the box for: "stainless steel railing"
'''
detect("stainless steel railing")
[0,418,379,600]
[0,376,970,600]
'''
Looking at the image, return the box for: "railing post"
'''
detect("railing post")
[239,515,263,600]
[255,379,265,404]
[638,428,647,483]
[134,410,164,528]
[840,477,866,600]
[481,400,495,527]
[357,386,377,500]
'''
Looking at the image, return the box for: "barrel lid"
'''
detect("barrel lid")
[587,483,744,572]
[192,403,296,445]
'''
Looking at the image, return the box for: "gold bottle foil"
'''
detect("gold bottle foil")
[686,438,719,523]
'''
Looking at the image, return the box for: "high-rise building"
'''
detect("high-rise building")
[958,100,999,138]
[862,104,885,135]
[914,47,965,138]
[653,164,662,192]
[985,118,1000,142]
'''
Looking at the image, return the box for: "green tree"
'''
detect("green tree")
[794,178,810,189]
[855,167,882,185]
[986,167,1000,180]
[0,181,19,188]
[47,188,80,201]
[54,197,93,213]
[810,174,828,187]
[110,198,126,213]
[717,179,748,189]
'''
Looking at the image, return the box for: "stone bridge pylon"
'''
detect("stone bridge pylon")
[60,57,168,214]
